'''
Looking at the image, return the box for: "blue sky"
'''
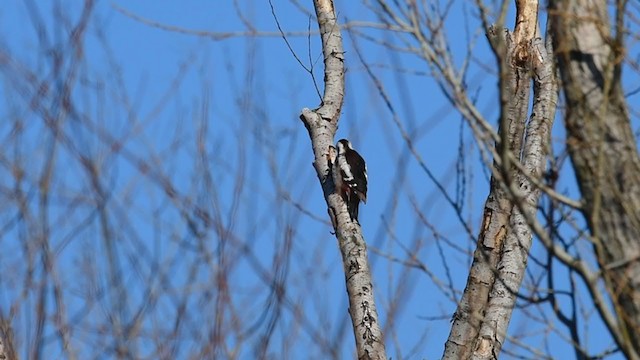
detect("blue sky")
[0,0,635,359]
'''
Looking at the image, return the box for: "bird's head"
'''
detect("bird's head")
[336,139,352,154]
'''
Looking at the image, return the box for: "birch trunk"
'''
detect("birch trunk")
[443,0,558,357]
[300,1,387,359]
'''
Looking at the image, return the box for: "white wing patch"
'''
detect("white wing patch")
[338,156,354,181]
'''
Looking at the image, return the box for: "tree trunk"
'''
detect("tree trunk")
[443,0,558,357]
[550,0,640,358]
[300,1,387,359]
[0,319,15,360]
[442,26,530,359]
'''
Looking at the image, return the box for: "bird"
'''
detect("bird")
[332,139,368,223]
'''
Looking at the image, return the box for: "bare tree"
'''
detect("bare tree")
[354,0,640,358]
[2,0,640,359]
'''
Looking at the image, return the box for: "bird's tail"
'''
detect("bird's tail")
[348,195,360,224]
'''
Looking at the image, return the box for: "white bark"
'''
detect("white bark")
[300,1,386,359]
[444,0,558,358]
[470,33,557,360]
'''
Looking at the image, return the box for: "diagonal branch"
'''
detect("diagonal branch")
[298,1,387,359]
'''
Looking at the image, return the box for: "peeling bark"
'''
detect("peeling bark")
[471,36,557,359]
[442,25,529,360]
[443,0,558,358]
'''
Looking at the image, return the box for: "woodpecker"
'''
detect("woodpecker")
[332,139,368,223]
